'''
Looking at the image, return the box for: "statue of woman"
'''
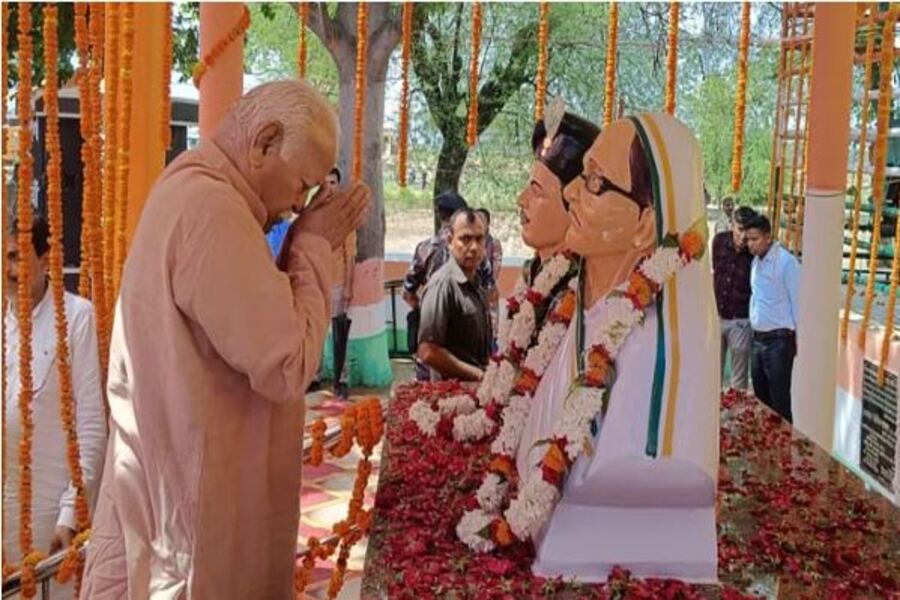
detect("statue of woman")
[513,114,720,581]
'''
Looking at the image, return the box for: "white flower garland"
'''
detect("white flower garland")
[458,234,703,552]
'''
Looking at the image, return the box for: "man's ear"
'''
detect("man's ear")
[248,122,284,169]
[633,207,657,253]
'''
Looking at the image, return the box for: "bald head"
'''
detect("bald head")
[213,80,340,224]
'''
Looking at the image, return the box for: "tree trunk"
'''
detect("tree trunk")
[433,128,468,197]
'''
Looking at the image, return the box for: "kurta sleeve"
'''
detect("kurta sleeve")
[172,200,332,404]
[57,302,107,530]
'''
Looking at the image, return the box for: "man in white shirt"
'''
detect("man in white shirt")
[3,216,106,560]
[745,214,801,423]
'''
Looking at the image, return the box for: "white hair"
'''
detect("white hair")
[220,79,339,163]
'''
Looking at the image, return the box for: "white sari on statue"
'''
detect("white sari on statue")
[515,113,720,582]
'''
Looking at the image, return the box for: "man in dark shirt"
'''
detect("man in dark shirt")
[712,205,756,390]
[417,209,492,381]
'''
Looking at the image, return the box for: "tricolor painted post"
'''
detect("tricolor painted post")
[198,3,244,138]
[793,3,857,451]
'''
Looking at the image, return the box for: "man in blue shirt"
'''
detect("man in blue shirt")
[745,214,801,423]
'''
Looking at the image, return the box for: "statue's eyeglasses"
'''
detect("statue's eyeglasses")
[580,172,633,200]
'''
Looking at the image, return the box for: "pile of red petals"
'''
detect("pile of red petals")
[362,383,900,598]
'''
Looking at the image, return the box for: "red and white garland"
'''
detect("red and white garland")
[457,225,707,552]
[409,253,576,441]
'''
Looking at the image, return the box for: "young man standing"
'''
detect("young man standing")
[745,214,801,423]
[712,205,756,390]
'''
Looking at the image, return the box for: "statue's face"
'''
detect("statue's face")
[563,120,655,257]
[516,161,569,251]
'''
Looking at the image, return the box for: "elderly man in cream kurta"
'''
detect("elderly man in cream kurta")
[80,80,370,599]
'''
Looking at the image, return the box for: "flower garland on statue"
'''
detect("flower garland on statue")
[457,225,707,552]
[409,253,577,441]
[191,5,251,87]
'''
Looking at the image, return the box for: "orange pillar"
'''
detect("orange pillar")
[793,3,856,451]
[199,3,244,138]
[125,3,167,244]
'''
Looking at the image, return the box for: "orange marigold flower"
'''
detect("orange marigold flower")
[492,518,514,547]
[542,441,567,474]
[627,272,654,307]
[554,290,576,322]
[679,230,704,259]
[489,455,515,479]
[514,368,540,395]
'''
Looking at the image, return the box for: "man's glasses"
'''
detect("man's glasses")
[580,172,634,200]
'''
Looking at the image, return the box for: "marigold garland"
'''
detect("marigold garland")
[663,2,679,115]
[783,11,812,251]
[1,0,9,559]
[295,398,383,598]
[192,5,251,88]
[1,3,8,143]
[89,3,111,389]
[603,3,619,127]
[297,2,309,78]
[102,3,121,312]
[352,2,368,182]
[162,2,173,150]
[466,1,482,147]
[842,4,878,341]
[43,4,93,548]
[881,208,900,384]
[15,4,39,596]
[74,3,94,299]
[113,3,137,299]
[308,418,326,466]
[858,5,898,351]
[397,2,413,187]
[730,3,751,193]
[534,1,550,122]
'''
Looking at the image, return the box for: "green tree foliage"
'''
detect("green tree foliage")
[5,3,76,91]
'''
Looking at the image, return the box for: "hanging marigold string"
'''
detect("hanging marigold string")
[730,2,751,193]
[352,2,368,181]
[192,5,251,88]
[603,2,619,127]
[766,7,790,221]
[858,5,898,351]
[297,2,309,78]
[534,1,550,122]
[113,2,136,298]
[784,10,812,251]
[791,62,814,254]
[44,7,93,584]
[102,3,121,312]
[663,1,680,115]
[162,2,173,149]
[295,398,383,598]
[1,0,9,576]
[397,2,413,187]
[842,4,878,341]
[15,5,45,597]
[466,1,482,147]
[89,2,111,388]
[75,3,94,298]
[880,205,900,385]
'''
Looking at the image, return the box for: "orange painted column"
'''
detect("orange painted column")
[199,3,244,138]
[792,3,856,452]
[125,3,167,244]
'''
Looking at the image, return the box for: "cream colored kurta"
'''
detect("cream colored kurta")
[80,141,331,600]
